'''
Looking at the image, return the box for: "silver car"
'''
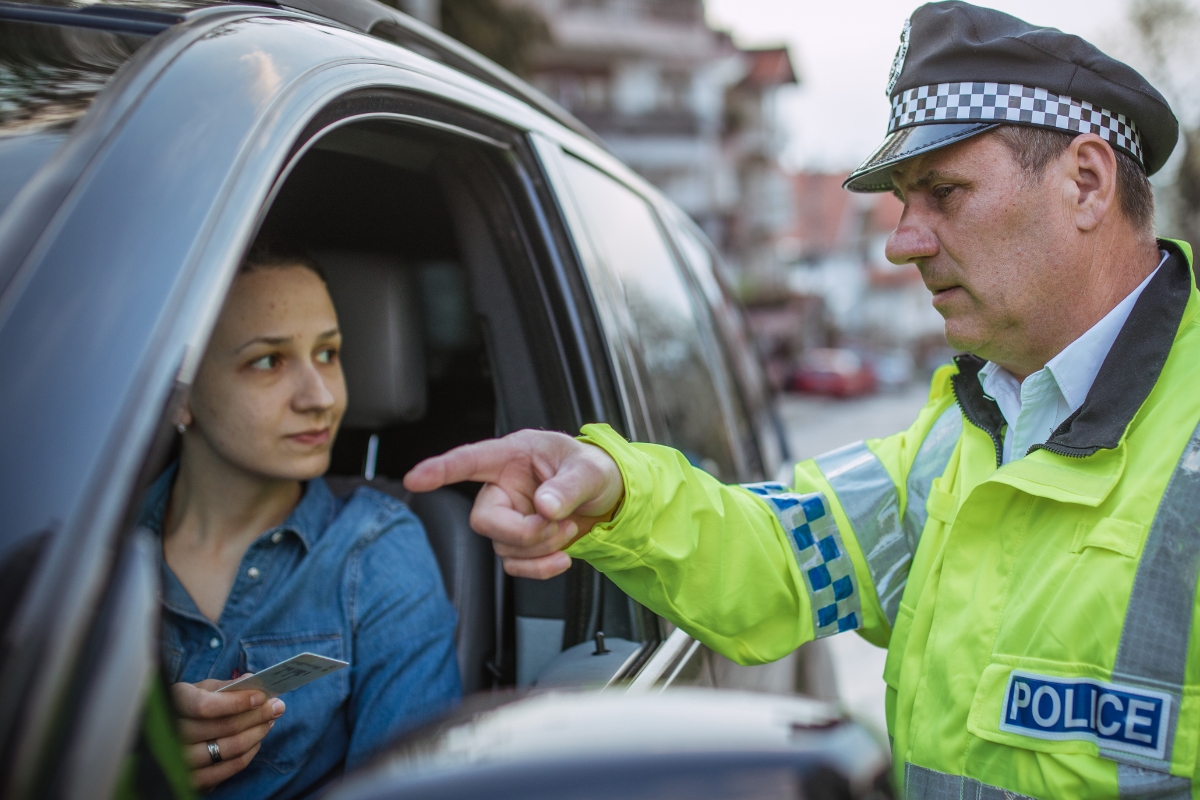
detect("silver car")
[0,1,887,797]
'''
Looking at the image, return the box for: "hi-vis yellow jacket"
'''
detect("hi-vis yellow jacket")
[568,240,1200,799]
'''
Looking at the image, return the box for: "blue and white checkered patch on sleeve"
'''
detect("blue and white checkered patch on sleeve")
[742,482,862,638]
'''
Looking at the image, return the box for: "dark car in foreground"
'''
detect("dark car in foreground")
[0,0,887,797]
[330,690,890,800]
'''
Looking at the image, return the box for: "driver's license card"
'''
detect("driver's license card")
[216,652,348,697]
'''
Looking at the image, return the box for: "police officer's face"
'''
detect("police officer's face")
[884,132,1094,376]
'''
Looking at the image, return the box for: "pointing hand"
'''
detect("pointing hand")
[403,430,624,579]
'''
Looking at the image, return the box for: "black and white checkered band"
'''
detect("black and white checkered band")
[889,83,1143,167]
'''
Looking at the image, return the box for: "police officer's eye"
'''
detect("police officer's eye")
[250,354,279,370]
[933,185,956,200]
[316,347,337,365]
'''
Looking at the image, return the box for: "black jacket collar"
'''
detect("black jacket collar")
[951,239,1193,465]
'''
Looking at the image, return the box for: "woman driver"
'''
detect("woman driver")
[138,248,460,798]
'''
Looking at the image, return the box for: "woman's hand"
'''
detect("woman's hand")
[170,679,286,791]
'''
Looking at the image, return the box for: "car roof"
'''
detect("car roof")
[0,0,610,151]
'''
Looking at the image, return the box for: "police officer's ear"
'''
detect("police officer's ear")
[1061,133,1119,234]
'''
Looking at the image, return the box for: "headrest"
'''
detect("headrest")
[319,251,426,428]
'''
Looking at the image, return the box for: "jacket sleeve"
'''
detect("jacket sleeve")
[565,366,960,665]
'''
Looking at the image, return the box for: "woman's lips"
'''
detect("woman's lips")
[288,428,330,446]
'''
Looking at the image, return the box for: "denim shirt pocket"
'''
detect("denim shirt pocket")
[241,631,349,774]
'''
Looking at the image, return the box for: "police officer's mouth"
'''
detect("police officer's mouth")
[926,281,962,300]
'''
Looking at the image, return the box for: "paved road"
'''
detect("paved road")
[777,384,931,735]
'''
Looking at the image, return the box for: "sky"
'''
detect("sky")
[705,0,1136,172]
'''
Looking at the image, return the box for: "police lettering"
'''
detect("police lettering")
[999,671,1171,760]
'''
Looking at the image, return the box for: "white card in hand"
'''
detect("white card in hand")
[216,652,348,697]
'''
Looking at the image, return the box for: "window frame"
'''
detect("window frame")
[538,140,753,482]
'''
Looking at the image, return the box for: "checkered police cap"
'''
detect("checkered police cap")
[844,1,1178,193]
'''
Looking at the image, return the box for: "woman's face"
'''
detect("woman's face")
[184,265,346,482]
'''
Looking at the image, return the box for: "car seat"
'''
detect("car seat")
[319,251,496,694]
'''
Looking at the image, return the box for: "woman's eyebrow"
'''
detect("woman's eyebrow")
[234,328,338,353]
[235,335,291,353]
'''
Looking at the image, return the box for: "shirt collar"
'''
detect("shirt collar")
[954,239,1194,462]
[138,464,336,553]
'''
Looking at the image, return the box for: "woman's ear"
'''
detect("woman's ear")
[1064,134,1118,233]
[176,402,194,434]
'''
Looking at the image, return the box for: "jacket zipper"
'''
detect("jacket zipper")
[1026,442,1091,459]
[952,385,1004,468]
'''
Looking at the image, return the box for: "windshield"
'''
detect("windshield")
[0,19,149,216]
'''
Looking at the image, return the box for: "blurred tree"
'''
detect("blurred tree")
[441,0,549,76]
[1125,0,1200,244]
[377,0,549,76]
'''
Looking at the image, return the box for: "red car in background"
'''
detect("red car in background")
[790,348,877,398]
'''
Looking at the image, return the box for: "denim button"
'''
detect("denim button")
[209,637,220,649]
[271,531,284,544]
[247,567,260,580]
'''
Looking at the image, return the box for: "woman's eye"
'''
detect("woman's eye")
[250,354,279,370]
[316,347,338,365]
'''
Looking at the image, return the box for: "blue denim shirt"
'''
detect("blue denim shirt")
[142,468,461,800]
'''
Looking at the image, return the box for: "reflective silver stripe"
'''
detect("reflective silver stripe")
[741,483,862,638]
[812,406,962,626]
[901,406,962,553]
[1110,419,1200,793]
[815,442,906,623]
[905,763,1037,800]
[1117,765,1191,800]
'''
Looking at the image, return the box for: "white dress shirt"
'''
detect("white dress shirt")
[979,251,1167,464]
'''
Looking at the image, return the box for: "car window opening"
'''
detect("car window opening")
[251,117,649,693]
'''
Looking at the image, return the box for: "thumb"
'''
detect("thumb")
[533,445,620,521]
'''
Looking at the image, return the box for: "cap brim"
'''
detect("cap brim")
[843,123,1000,193]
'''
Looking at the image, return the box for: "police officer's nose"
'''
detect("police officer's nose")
[885,213,940,266]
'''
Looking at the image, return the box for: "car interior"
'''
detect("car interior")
[241,115,654,693]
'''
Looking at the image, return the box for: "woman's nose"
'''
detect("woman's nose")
[885,212,940,265]
[293,362,336,412]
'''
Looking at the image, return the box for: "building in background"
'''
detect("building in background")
[388,0,799,288]
[394,0,946,390]
[506,0,798,288]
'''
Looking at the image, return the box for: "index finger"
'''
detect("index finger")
[170,681,266,720]
[404,438,518,493]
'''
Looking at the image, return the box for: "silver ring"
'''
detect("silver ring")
[206,740,222,764]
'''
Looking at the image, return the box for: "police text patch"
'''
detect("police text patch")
[999,670,1171,760]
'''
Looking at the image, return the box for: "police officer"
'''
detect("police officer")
[406,3,1196,797]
